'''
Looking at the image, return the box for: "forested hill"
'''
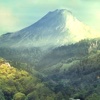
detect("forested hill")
[0,58,66,100]
[37,38,100,70]
[0,38,100,100]
[39,39,100,100]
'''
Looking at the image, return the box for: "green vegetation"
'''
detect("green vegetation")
[13,92,26,100]
[0,59,58,100]
[86,93,100,100]
[0,38,100,100]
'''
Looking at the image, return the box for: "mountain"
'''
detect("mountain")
[0,9,99,48]
[0,9,100,72]
[0,9,100,100]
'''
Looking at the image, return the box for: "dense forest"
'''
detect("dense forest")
[0,39,100,100]
[0,58,66,100]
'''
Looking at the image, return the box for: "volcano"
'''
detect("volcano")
[0,9,99,48]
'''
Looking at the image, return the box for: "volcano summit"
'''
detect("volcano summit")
[0,9,99,48]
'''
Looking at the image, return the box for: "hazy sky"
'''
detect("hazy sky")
[0,0,100,35]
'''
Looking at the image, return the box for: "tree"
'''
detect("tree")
[13,92,26,100]
[0,89,5,100]
[86,93,100,100]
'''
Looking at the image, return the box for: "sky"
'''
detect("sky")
[0,0,100,35]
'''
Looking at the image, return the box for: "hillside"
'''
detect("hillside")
[40,39,100,100]
[0,58,63,100]
[37,38,100,71]
[0,9,100,100]
[0,39,100,100]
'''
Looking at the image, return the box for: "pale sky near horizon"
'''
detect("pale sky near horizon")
[0,0,100,35]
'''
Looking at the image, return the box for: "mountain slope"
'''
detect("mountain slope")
[41,39,100,100]
[0,39,100,100]
[36,38,100,71]
[0,9,100,100]
[0,9,99,48]
[0,58,61,100]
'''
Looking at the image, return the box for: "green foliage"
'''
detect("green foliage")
[86,93,100,100]
[41,39,100,100]
[0,59,58,100]
[0,38,100,100]
[0,89,5,100]
[56,92,64,100]
[13,92,26,100]
[25,92,39,100]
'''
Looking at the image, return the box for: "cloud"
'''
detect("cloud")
[0,6,19,34]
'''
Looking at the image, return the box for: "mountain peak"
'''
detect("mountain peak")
[0,9,99,48]
[55,9,71,13]
[50,9,72,14]
[48,9,72,17]
[35,9,73,30]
